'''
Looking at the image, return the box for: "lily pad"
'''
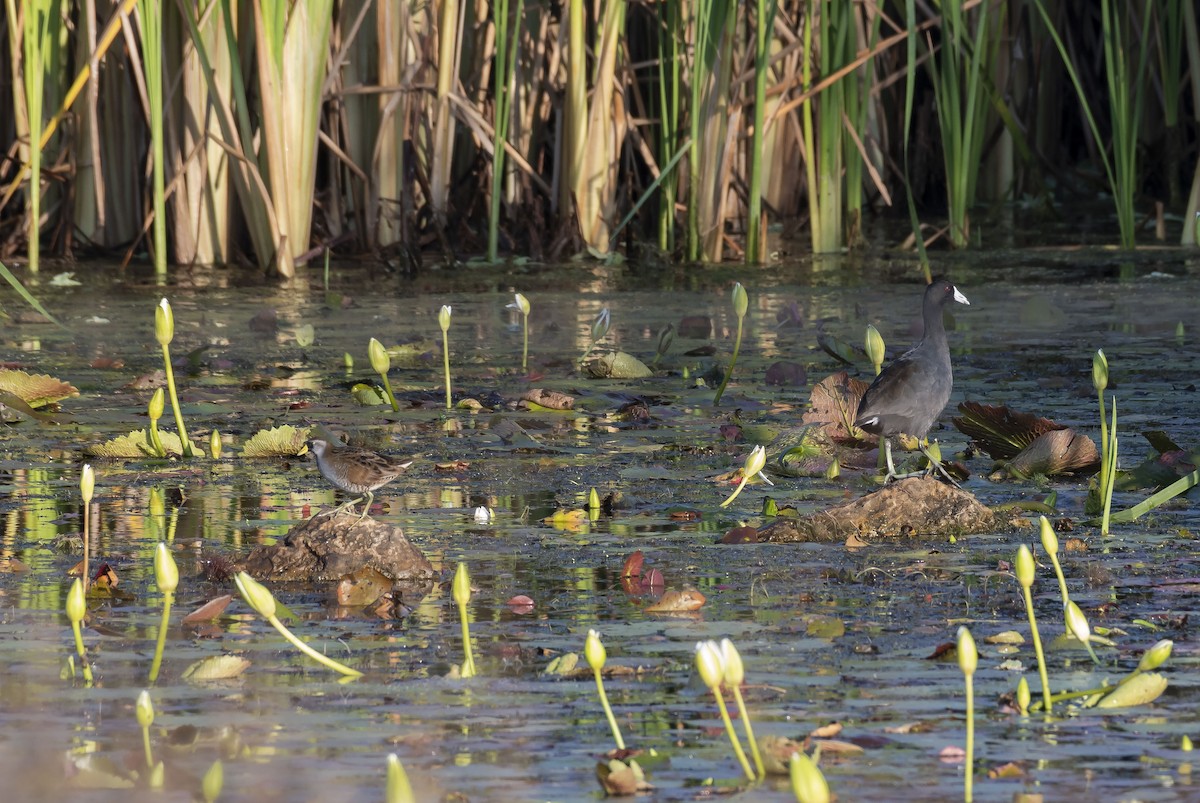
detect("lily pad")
[953,402,1066,460]
[587,351,653,379]
[802,372,871,444]
[241,425,310,457]
[0,369,79,408]
[1094,672,1169,708]
[85,429,187,458]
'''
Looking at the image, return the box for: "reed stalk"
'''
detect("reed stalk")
[687,0,735,262]
[136,0,167,275]
[429,0,461,229]
[746,0,777,263]
[14,0,55,273]
[654,0,683,253]
[487,0,525,261]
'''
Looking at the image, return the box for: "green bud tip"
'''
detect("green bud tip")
[368,337,391,375]
[1016,676,1031,713]
[1137,639,1174,673]
[66,577,86,623]
[511,293,530,316]
[149,387,165,421]
[694,640,725,690]
[452,562,471,606]
[1038,515,1058,556]
[731,282,748,318]
[80,464,94,504]
[155,298,174,346]
[136,689,154,727]
[865,324,885,366]
[1014,544,1035,589]
[234,572,277,619]
[592,308,611,343]
[719,638,744,686]
[1183,735,1194,752]
[788,751,831,803]
[438,305,453,332]
[210,429,222,459]
[154,542,179,594]
[585,629,607,671]
[1092,349,1108,393]
[1064,600,1091,643]
[202,759,224,802]
[956,627,978,676]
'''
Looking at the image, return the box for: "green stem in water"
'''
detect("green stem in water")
[266,612,362,678]
[148,591,172,683]
[714,687,755,781]
[713,315,744,406]
[964,672,974,802]
[457,598,477,678]
[730,684,765,779]
[442,330,452,410]
[1021,584,1052,715]
[161,343,193,457]
[592,664,625,751]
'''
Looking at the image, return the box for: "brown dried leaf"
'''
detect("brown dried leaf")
[183,595,233,624]
[809,722,843,739]
[621,551,644,578]
[336,567,393,607]
[644,589,706,613]
[759,735,808,775]
[802,372,871,444]
[953,401,1066,459]
[595,758,652,795]
[521,388,575,410]
[506,595,535,614]
[0,369,79,408]
[1005,428,1101,478]
[812,738,864,755]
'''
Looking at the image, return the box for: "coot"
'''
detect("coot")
[854,278,970,484]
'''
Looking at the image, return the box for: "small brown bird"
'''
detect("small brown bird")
[309,439,414,519]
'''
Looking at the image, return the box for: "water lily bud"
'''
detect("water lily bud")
[824,458,840,480]
[924,441,942,466]
[588,487,601,510]
[720,638,744,686]
[1016,676,1031,714]
[148,388,165,421]
[210,429,222,459]
[1015,544,1035,589]
[343,352,354,369]
[511,292,530,316]
[865,324,885,372]
[1064,600,1091,644]
[66,577,86,623]
[473,506,492,524]
[452,562,471,606]
[591,308,611,343]
[386,753,415,803]
[136,689,154,727]
[585,629,607,671]
[744,444,767,478]
[155,298,174,346]
[202,759,224,803]
[438,305,452,333]
[956,627,978,676]
[694,640,725,690]
[788,750,831,803]
[1183,735,1194,752]
[368,338,390,375]
[80,464,94,505]
[234,572,276,619]
[731,282,748,319]
[148,761,164,789]
[154,542,178,594]
[1137,639,1174,673]
[1092,349,1108,393]
[1039,516,1058,556]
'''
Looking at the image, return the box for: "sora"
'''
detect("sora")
[854,278,970,485]
[309,439,414,519]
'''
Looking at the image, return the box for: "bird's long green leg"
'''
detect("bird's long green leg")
[919,440,960,487]
[883,438,900,483]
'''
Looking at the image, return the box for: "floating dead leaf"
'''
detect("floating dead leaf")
[883,721,932,734]
[1003,428,1100,478]
[987,761,1028,779]
[521,388,575,410]
[668,509,701,521]
[89,357,125,370]
[241,425,310,457]
[953,402,1066,460]
[0,557,30,572]
[813,738,864,755]
[506,595,535,614]
[644,589,706,613]
[809,722,843,739]
[986,631,1025,645]
[183,654,251,681]
[765,361,807,386]
[596,758,652,795]
[720,526,759,544]
[336,566,393,607]
[435,460,471,471]
[1064,537,1088,552]
[802,372,871,444]
[758,734,808,775]
[939,745,966,761]
[0,369,79,408]
[586,351,653,379]
[183,595,233,624]
[622,551,644,578]
[85,429,187,458]
[1095,672,1169,708]
[926,641,957,661]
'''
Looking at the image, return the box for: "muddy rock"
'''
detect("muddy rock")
[242,512,435,587]
[759,477,995,542]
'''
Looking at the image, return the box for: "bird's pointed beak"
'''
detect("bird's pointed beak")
[953,287,970,305]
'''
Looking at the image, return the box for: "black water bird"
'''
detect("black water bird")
[854,278,970,484]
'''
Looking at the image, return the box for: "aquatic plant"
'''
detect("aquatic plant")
[721,638,764,779]
[135,689,155,768]
[744,0,776,263]
[1038,516,1070,613]
[864,325,885,377]
[453,562,477,678]
[508,293,531,371]
[148,543,178,683]
[1015,676,1031,717]
[1014,544,1051,714]
[136,0,166,275]
[486,0,523,262]
[209,429,222,460]
[202,759,224,803]
[1065,600,1101,665]
[386,753,415,803]
[1100,398,1118,534]
[66,577,93,685]
[80,464,93,591]
[156,299,194,457]
[147,388,167,458]
[789,748,830,803]
[233,572,362,678]
[957,626,977,802]
[369,337,400,412]
[583,308,611,365]
[713,282,747,406]
[720,444,770,508]
[694,639,754,780]
[584,629,625,751]
[438,305,453,410]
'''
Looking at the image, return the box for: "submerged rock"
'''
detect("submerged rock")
[242,512,434,593]
[758,477,995,542]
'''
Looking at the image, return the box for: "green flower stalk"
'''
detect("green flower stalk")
[156,299,193,457]
[957,627,977,803]
[1015,544,1051,714]
[1093,349,1109,498]
[234,572,362,678]
[136,690,155,768]
[509,293,531,371]
[80,464,94,591]
[453,562,476,678]
[148,542,178,683]
[1039,516,1070,610]
[865,324,885,376]
[721,638,764,779]
[438,305,453,409]
[789,750,830,803]
[1065,600,1101,665]
[1101,397,1118,535]
[720,445,771,508]
[585,629,625,751]
[66,578,93,684]
[369,337,400,412]
[695,640,754,781]
[201,759,224,803]
[713,283,748,406]
[386,753,416,803]
[147,388,167,457]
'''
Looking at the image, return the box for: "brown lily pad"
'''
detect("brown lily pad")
[802,371,871,444]
[0,369,79,408]
[953,401,1066,460]
[521,388,575,410]
[644,589,706,613]
[1002,428,1100,478]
